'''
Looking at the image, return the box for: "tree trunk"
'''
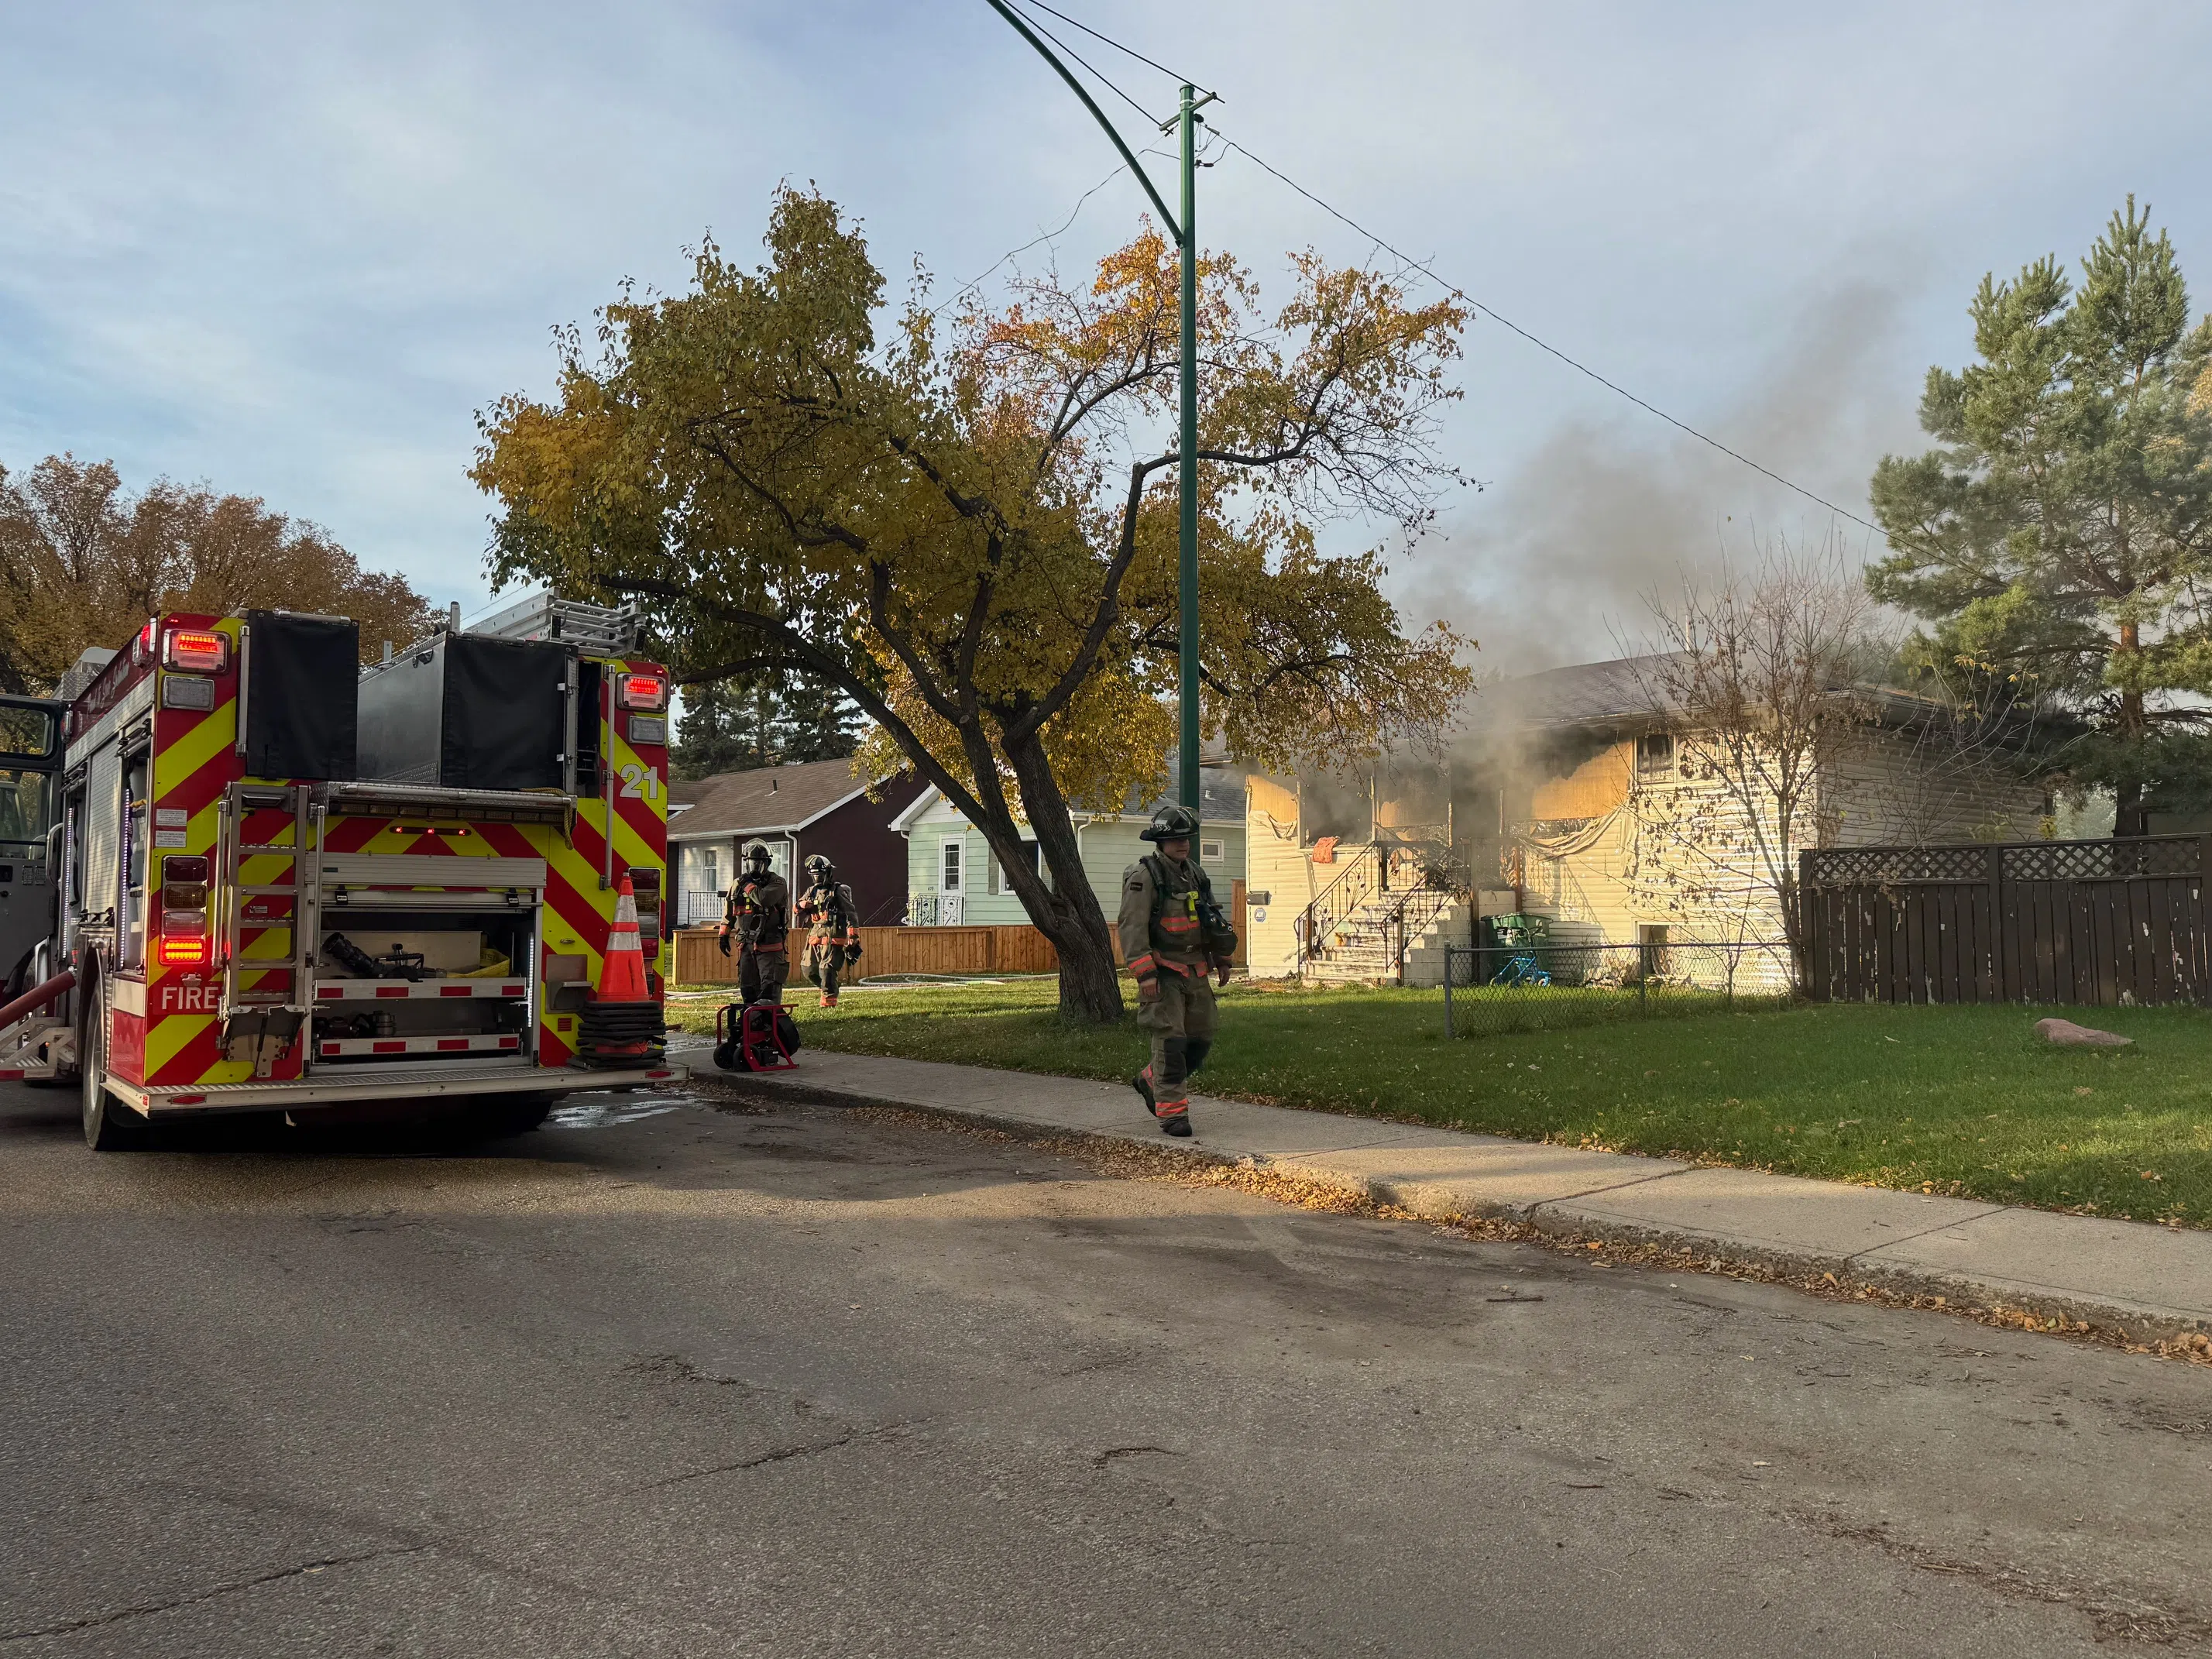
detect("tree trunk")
[2115,778,2147,840]
[2116,623,2148,837]
[999,727,1125,1024]
[1034,908,1125,1024]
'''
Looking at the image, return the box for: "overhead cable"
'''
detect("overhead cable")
[1003,0,1162,126]
[1014,0,1218,99]
[1215,134,1885,537]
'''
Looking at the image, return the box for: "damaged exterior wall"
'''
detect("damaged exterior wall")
[1246,775,1313,977]
[1510,729,2049,991]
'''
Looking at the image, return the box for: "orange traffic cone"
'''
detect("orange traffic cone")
[597,874,651,1002]
[577,873,662,1068]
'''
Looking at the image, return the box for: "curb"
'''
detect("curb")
[692,1066,2212,1355]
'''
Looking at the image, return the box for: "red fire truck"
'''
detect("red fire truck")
[0,596,685,1148]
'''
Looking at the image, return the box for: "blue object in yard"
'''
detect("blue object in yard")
[1492,951,1551,988]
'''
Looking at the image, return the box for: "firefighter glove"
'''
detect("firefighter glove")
[717,929,732,957]
[1214,957,1232,988]
[1136,974,1161,1005]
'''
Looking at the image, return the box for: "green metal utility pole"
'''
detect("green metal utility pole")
[981,2,1210,826]
[1175,82,1200,824]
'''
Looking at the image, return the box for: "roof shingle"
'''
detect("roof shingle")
[666,757,877,839]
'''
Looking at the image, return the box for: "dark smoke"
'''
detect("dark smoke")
[1395,277,1919,677]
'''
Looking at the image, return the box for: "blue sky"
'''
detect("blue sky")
[5,1,2208,668]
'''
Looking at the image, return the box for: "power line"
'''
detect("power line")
[1214,133,1885,538]
[1015,0,1216,99]
[957,160,1131,297]
[1003,0,1161,127]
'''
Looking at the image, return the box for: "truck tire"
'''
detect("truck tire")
[472,1094,557,1138]
[80,985,148,1152]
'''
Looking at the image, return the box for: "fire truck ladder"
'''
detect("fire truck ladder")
[216,781,321,1077]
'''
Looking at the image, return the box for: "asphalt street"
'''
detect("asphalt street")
[4,1075,2209,1657]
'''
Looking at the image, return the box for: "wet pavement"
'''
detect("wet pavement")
[4,1074,2210,1656]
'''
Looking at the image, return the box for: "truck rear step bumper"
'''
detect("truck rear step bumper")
[108,1060,685,1117]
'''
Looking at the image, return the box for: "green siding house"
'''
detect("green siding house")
[890,771,1246,926]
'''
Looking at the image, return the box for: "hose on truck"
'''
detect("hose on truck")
[0,968,75,1033]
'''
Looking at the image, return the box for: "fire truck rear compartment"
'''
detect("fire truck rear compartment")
[311,909,538,1066]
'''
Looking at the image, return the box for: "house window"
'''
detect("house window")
[1200,837,1225,864]
[987,850,1003,895]
[1636,732,1675,779]
[1637,923,1671,976]
[940,838,963,894]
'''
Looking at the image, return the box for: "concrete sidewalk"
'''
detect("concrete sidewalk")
[720,1045,2212,1340]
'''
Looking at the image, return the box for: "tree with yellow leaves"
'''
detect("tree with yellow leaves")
[0,454,435,693]
[473,187,1473,1020]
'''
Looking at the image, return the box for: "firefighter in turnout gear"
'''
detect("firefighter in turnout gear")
[719,841,792,1005]
[796,854,862,1008]
[1120,803,1237,1137]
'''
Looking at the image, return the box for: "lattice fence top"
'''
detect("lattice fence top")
[1803,844,1989,885]
[1803,834,2207,887]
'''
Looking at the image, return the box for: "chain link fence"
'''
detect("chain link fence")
[1442,940,1797,1038]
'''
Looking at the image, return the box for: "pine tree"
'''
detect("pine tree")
[671,672,854,778]
[1868,199,2212,834]
[769,673,857,763]
[671,676,775,780]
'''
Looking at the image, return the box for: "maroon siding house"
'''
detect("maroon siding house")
[668,759,926,927]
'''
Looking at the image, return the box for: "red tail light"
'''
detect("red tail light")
[162,628,230,674]
[616,672,667,711]
[156,854,213,968]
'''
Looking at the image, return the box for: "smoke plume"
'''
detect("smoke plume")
[1394,277,1920,678]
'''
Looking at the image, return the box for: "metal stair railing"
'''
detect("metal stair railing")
[1297,845,1386,971]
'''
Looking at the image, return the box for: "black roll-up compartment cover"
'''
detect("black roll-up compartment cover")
[441,635,565,792]
[356,634,567,791]
[244,612,359,781]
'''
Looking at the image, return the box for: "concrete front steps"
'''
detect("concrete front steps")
[1304,893,1468,987]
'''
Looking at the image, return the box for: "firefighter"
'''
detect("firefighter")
[718,841,791,1005]
[796,853,862,1008]
[1120,802,1237,1137]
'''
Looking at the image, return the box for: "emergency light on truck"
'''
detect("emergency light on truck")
[161,629,230,674]
[615,673,667,711]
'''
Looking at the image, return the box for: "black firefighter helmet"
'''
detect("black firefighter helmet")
[743,840,775,872]
[803,853,836,884]
[1139,803,1201,845]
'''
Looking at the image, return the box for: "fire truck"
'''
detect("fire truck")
[0,595,685,1148]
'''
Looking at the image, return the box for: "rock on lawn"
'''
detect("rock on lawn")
[2035,1017,2133,1049]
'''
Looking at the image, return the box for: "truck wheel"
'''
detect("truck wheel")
[80,993,148,1152]
[474,1094,557,1138]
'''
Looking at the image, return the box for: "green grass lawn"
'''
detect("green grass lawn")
[669,978,2212,1227]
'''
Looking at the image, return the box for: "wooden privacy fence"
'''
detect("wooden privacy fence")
[675,925,1059,986]
[672,881,1246,987]
[1798,835,2212,1006]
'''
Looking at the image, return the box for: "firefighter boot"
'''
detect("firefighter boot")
[819,992,839,1008]
[1135,1065,1192,1135]
[1132,1066,1157,1115]
[1152,1039,1194,1137]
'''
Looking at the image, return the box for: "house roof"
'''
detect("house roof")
[891,766,1247,833]
[665,757,875,840]
[1482,653,2083,751]
[1481,655,1680,730]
